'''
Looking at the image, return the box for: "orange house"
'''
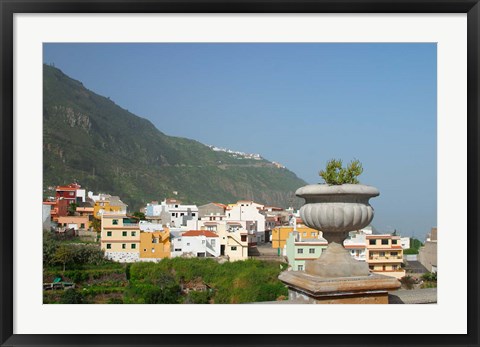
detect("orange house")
[140,228,171,259]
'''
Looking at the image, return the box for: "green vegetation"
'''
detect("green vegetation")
[319,158,363,185]
[124,258,288,304]
[43,64,306,210]
[43,231,109,271]
[404,238,424,255]
[420,271,437,288]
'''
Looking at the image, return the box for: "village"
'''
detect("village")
[43,183,437,281]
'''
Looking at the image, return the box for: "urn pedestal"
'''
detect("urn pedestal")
[279,184,400,304]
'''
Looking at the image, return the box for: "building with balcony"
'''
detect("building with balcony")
[226,201,266,243]
[197,217,249,260]
[366,234,405,279]
[145,199,198,229]
[343,232,367,262]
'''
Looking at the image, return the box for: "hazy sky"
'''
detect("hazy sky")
[43,43,437,238]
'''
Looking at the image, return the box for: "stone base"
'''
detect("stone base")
[288,288,389,304]
[279,271,400,304]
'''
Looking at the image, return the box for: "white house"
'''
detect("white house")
[171,230,220,258]
[197,216,250,261]
[226,201,266,243]
[343,232,367,261]
[145,199,199,229]
[400,237,411,249]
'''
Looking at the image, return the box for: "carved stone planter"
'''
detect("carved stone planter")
[278,182,401,303]
[296,183,380,244]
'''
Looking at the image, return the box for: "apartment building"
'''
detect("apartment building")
[101,213,140,262]
[366,234,405,279]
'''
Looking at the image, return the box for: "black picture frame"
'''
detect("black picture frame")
[1,1,479,346]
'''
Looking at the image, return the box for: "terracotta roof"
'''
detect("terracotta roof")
[213,203,227,209]
[182,230,219,238]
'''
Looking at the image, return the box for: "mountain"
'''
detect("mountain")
[43,64,307,211]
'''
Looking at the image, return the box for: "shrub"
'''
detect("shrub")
[107,297,124,304]
[60,289,85,304]
[184,291,211,304]
[399,275,416,290]
[319,159,363,185]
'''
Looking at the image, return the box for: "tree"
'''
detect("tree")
[60,289,85,304]
[67,202,78,216]
[52,244,75,272]
[91,218,101,233]
[132,211,146,220]
[43,231,58,267]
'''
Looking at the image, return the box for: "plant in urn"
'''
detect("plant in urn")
[296,159,379,277]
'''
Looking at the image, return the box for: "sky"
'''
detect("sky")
[43,43,437,239]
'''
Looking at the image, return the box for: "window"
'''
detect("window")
[297,248,304,254]
[130,244,136,249]
[309,248,315,254]
[380,252,385,257]
[381,239,389,245]
[187,243,190,246]
[172,213,175,216]
[202,240,205,244]
[231,246,237,251]
[369,265,374,270]
[369,239,376,245]
[106,244,112,249]
[151,248,155,253]
[211,239,216,247]
[241,235,247,242]
[122,231,127,237]
[112,219,118,225]
[391,252,398,256]
[311,232,317,237]
[122,244,126,249]
[69,192,74,196]
[192,213,196,217]
[392,265,398,270]
[153,238,158,244]
[180,213,184,216]
[175,248,182,252]
[131,231,136,237]
[107,231,112,237]
[303,232,307,236]
[298,265,304,271]
[80,223,85,229]
[392,239,398,245]
[178,238,182,242]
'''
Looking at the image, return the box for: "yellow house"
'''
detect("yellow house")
[100,214,140,256]
[271,226,320,249]
[94,195,127,219]
[140,229,171,259]
[366,234,405,279]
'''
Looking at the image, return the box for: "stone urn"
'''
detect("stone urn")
[279,183,401,304]
[296,183,380,245]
